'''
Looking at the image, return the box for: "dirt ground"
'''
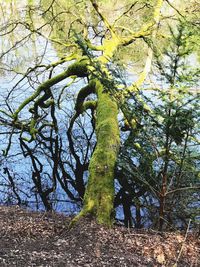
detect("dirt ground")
[0,205,199,266]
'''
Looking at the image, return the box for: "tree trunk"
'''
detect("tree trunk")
[79,80,120,226]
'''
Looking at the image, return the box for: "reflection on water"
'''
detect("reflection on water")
[0,0,79,213]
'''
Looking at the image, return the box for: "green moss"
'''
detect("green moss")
[75,82,95,113]
[80,79,120,226]
[29,118,38,139]
[13,60,89,121]
[99,38,119,64]
[82,101,97,112]
[67,59,89,77]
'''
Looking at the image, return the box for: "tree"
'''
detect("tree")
[115,19,200,230]
[0,0,199,228]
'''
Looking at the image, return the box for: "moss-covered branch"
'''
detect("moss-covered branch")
[75,82,96,114]
[119,0,163,125]
[89,0,118,39]
[126,0,163,91]
[12,59,89,121]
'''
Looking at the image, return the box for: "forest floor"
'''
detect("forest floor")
[0,206,199,267]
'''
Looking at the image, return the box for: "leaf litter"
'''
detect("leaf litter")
[0,206,199,266]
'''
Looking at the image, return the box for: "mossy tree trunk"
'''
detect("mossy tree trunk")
[79,80,120,226]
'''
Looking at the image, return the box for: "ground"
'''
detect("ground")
[0,206,199,266]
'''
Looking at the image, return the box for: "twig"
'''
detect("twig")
[173,219,191,267]
[126,233,149,237]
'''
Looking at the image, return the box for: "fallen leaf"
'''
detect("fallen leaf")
[157,252,165,264]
